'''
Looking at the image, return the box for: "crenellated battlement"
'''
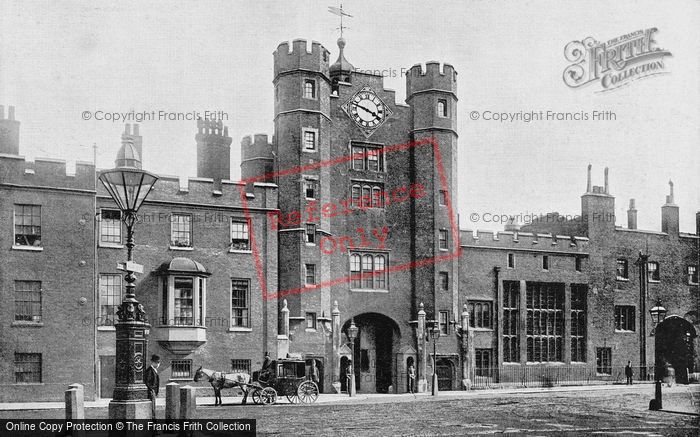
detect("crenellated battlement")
[0,154,95,190]
[460,229,589,253]
[241,134,274,162]
[97,174,278,211]
[406,62,457,98]
[274,39,330,79]
[196,118,232,145]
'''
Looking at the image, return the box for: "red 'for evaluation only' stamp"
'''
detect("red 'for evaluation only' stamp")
[238,137,460,300]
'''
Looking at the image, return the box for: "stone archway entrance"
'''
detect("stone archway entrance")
[343,313,401,393]
[655,315,697,384]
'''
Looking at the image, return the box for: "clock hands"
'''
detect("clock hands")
[353,102,380,119]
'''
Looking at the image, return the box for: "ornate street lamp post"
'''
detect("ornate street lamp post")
[649,299,667,411]
[100,144,158,419]
[427,320,440,396]
[347,318,358,397]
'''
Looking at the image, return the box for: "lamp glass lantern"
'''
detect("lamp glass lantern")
[649,300,667,326]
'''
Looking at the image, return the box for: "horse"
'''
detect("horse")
[193,366,252,406]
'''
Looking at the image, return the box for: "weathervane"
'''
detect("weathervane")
[328,3,352,38]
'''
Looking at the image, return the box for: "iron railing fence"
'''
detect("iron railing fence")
[471,365,656,389]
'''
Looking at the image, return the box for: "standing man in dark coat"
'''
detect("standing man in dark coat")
[625,360,634,385]
[145,354,161,419]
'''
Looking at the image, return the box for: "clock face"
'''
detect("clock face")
[341,86,393,137]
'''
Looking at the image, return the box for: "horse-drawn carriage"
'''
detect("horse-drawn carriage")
[250,358,319,405]
[194,357,319,406]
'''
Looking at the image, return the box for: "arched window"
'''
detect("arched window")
[374,255,386,289]
[372,186,383,207]
[303,79,315,99]
[361,185,372,208]
[350,254,361,288]
[351,185,361,206]
[362,254,373,289]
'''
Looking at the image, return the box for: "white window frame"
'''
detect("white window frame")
[303,78,316,100]
[170,213,193,249]
[98,274,122,328]
[305,263,317,287]
[160,275,207,327]
[349,252,388,292]
[13,204,42,250]
[302,127,318,152]
[99,209,122,246]
[230,218,251,252]
[437,98,448,118]
[687,266,698,285]
[439,229,449,251]
[647,261,660,282]
[305,223,316,245]
[230,278,250,331]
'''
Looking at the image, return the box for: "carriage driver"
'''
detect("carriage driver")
[259,352,272,383]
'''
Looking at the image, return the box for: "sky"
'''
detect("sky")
[1,0,698,233]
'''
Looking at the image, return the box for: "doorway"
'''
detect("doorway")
[655,315,697,384]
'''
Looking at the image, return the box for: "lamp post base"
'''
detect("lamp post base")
[348,376,356,397]
[432,373,439,396]
[417,378,427,393]
[108,399,153,419]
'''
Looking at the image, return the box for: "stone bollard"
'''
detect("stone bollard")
[180,386,196,420]
[65,384,85,420]
[65,385,85,437]
[166,382,180,422]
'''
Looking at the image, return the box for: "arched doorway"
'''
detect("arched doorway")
[342,313,401,393]
[340,356,350,393]
[436,358,454,391]
[655,315,697,384]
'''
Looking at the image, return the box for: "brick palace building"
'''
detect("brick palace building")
[0,38,697,401]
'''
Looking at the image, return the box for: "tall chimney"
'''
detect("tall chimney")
[196,118,232,188]
[661,180,679,235]
[604,167,609,194]
[586,164,592,193]
[627,199,637,230]
[0,105,21,155]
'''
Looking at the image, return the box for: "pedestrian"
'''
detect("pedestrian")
[145,354,161,419]
[625,360,633,385]
[407,364,416,394]
[310,360,319,384]
[346,361,353,395]
[262,352,271,370]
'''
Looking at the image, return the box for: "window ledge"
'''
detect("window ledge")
[97,326,116,331]
[614,329,636,333]
[471,327,494,332]
[11,322,44,327]
[169,378,193,382]
[229,249,252,254]
[228,327,252,332]
[11,245,43,252]
[350,288,389,293]
[169,246,194,251]
[305,328,318,332]
[616,277,629,282]
[648,280,661,283]
[13,383,45,386]
[99,242,124,249]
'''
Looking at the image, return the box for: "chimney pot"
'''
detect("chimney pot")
[627,198,637,230]
[0,105,4,119]
[8,106,15,120]
[133,124,140,136]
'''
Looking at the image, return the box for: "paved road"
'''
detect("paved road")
[1,386,697,436]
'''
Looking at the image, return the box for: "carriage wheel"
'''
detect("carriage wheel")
[251,388,262,405]
[285,381,299,403]
[297,380,319,403]
[261,387,277,405]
